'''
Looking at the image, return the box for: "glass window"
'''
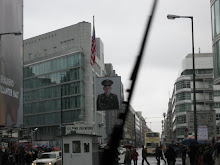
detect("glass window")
[72,141,81,153]
[176,104,191,113]
[176,80,190,90]
[84,143,90,153]
[64,144,69,153]
[176,92,191,101]
[177,116,186,124]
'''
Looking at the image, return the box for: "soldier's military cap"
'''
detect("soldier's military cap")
[101,79,113,86]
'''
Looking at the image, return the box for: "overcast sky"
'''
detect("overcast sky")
[24,0,213,133]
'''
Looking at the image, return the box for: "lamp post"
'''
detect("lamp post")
[60,86,64,165]
[167,14,197,141]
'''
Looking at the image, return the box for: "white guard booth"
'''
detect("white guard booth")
[63,133,100,165]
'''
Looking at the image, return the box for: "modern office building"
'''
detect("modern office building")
[23,22,107,145]
[167,53,215,143]
[211,0,220,141]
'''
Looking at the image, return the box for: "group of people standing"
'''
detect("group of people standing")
[181,141,220,165]
[124,145,167,165]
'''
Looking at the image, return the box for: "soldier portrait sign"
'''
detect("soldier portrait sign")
[96,77,121,111]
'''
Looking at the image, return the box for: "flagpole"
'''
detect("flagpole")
[90,15,96,66]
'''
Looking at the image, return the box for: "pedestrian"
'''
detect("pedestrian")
[2,148,9,165]
[187,142,197,165]
[132,148,139,165]
[195,147,203,165]
[181,146,187,165]
[124,147,132,165]
[212,144,220,165]
[155,144,166,165]
[203,145,213,165]
[142,145,150,165]
[164,145,176,165]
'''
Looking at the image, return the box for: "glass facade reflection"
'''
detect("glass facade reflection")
[23,52,84,126]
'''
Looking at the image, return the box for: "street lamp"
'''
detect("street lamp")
[167,14,197,141]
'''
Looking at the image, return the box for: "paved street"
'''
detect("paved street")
[118,148,183,165]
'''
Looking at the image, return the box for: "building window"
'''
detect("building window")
[214,102,220,108]
[217,114,220,120]
[176,128,185,136]
[64,144,69,153]
[175,104,191,113]
[176,92,191,101]
[176,80,190,90]
[72,141,81,153]
[84,143,90,153]
[217,126,220,134]
[177,116,186,124]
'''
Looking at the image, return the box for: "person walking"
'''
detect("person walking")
[195,147,203,165]
[187,142,197,165]
[181,146,187,165]
[164,145,176,165]
[156,144,166,165]
[132,148,139,165]
[212,145,220,165]
[142,145,150,165]
[124,147,132,165]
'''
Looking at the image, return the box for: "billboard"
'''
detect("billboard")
[198,126,208,140]
[96,76,121,111]
[0,0,23,127]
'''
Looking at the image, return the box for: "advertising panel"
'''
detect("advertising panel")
[198,126,208,140]
[96,76,121,111]
[0,0,23,127]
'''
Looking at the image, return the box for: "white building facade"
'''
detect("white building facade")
[169,53,215,143]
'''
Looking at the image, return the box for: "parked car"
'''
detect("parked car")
[32,152,62,165]
[118,147,126,154]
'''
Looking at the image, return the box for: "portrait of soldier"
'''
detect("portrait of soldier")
[97,79,119,110]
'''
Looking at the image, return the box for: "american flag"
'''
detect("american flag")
[90,20,96,66]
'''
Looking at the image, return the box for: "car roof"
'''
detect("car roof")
[42,152,59,155]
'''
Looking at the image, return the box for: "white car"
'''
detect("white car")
[32,152,62,165]
[118,147,126,154]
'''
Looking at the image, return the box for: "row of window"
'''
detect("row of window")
[24,82,81,103]
[214,90,220,96]
[24,109,82,126]
[181,69,213,76]
[177,116,186,124]
[25,33,57,45]
[176,128,186,136]
[24,69,80,90]
[24,53,82,78]
[175,104,191,113]
[176,92,191,101]
[176,80,190,90]
[64,141,90,153]
[214,102,220,108]
[24,95,81,114]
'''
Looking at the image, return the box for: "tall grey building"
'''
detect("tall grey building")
[166,53,215,143]
[211,0,220,141]
[23,22,106,144]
